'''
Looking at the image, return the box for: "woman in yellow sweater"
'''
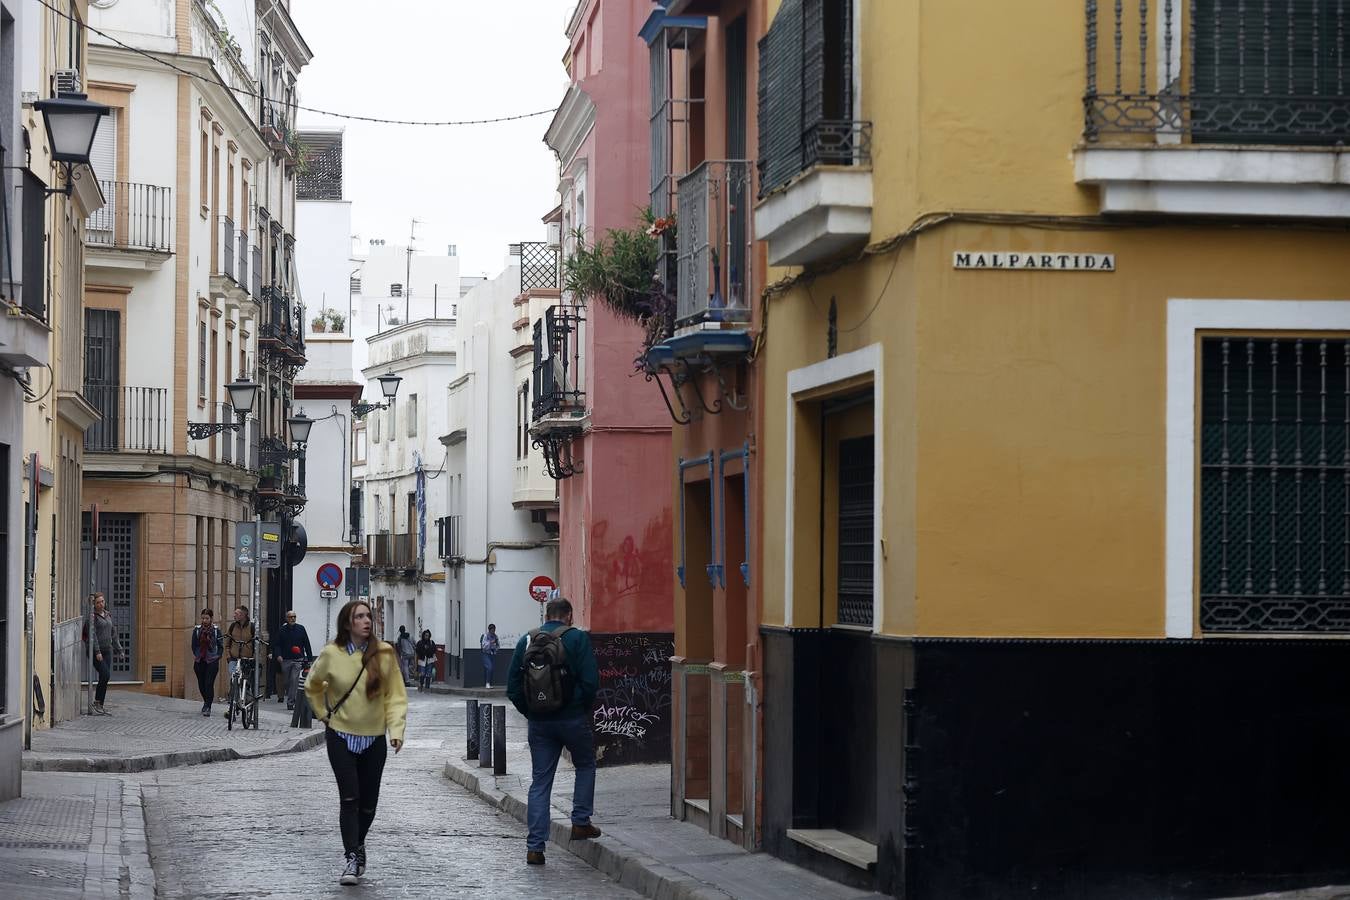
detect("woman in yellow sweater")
[305,600,407,886]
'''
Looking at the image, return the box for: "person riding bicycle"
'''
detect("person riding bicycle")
[225,605,256,677]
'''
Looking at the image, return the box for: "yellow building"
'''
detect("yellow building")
[753,0,1350,896]
[20,0,105,736]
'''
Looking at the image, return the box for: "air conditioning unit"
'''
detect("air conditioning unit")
[390,283,402,297]
[54,68,82,95]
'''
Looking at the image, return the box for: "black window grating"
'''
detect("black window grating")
[1200,337,1350,632]
[81,514,136,674]
[150,665,166,683]
[837,435,874,627]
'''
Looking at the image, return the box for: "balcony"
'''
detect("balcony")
[436,515,463,563]
[676,160,754,327]
[514,455,558,510]
[531,304,586,425]
[210,217,250,305]
[258,284,307,365]
[261,105,297,162]
[754,120,873,267]
[1076,0,1350,217]
[368,532,418,572]
[83,385,169,453]
[85,180,173,270]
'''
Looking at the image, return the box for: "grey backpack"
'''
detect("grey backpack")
[523,626,573,715]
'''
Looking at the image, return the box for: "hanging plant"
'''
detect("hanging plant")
[563,207,675,369]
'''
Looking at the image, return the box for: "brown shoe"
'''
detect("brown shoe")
[526,850,545,866]
[570,823,602,840]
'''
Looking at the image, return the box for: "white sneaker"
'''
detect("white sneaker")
[340,853,360,886]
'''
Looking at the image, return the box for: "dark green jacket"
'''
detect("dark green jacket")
[506,621,599,721]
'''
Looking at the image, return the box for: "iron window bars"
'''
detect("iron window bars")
[676,160,755,326]
[519,241,560,294]
[1085,0,1350,143]
[1199,336,1350,632]
[531,305,586,420]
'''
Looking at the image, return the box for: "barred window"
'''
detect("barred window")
[1200,336,1350,632]
[837,434,874,627]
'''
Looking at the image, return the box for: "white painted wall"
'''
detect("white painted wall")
[351,243,461,381]
[443,261,557,685]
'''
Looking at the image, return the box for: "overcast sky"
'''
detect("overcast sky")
[290,0,578,279]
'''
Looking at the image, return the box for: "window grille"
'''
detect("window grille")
[349,276,361,294]
[390,283,402,297]
[837,435,874,627]
[1200,337,1350,631]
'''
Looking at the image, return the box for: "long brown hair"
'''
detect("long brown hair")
[333,600,386,699]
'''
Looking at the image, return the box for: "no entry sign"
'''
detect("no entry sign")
[528,575,556,603]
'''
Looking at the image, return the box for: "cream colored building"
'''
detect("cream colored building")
[79,0,311,700]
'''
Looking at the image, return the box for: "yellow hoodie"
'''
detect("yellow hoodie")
[305,642,408,743]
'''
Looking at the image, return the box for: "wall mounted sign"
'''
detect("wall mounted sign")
[954,252,1115,271]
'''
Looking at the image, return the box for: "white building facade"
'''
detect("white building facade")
[442,253,558,687]
[292,128,359,644]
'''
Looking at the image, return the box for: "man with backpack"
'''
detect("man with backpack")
[505,597,601,866]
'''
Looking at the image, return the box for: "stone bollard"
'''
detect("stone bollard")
[493,705,506,775]
[478,703,492,768]
[466,699,479,760]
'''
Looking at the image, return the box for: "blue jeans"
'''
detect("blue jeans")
[526,714,596,851]
[482,653,495,685]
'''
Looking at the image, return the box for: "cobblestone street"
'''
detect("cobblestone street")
[138,690,638,899]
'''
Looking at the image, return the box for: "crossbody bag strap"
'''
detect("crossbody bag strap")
[323,664,366,723]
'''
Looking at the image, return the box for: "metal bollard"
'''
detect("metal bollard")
[465,699,479,760]
[492,705,506,775]
[478,704,492,767]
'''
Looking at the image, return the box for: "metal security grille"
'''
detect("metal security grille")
[1200,337,1350,631]
[837,435,875,627]
[0,445,8,714]
[81,514,136,675]
[519,241,560,294]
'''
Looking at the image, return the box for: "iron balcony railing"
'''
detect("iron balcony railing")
[1085,0,1350,143]
[676,160,755,326]
[250,245,263,299]
[85,181,173,253]
[436,515,463,561]
[519,241,560,294]
[214,403,253,467]
[83,384,169,453]
[532,304,586,420]
[220,216,235,282]
[368,532,418,569]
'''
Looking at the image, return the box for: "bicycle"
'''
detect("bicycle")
[225,637,270,731]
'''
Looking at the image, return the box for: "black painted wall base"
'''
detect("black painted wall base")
[762,628,1350,899]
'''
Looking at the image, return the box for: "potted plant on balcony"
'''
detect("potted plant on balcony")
[326,310,346,333]
[564,207,674,371]
[310,312,327,333]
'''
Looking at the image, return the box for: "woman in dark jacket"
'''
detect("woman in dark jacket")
[414,631,437,692]
[85,592,122,715]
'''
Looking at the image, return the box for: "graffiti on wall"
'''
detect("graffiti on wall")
[589,509,673,632]
[591,632,674,766]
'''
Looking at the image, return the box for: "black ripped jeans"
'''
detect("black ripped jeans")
[324,728,388,855]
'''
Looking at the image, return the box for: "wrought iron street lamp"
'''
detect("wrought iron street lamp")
[187,375,259,439]
[33,92,110,197]
[352,371,402,418]
[287,409,314,446]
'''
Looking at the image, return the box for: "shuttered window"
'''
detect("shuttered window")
[1191,1,1348,143]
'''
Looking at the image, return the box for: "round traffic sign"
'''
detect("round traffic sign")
[528,575,556,603]
[316,563,343,589]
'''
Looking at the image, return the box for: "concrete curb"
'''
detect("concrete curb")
[443,757,733,900]
[22,728,325,773]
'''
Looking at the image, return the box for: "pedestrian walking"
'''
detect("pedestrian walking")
[505,597,601,866]
[275,609,314,711]
[191,608,223,717]
[83,592,122,716]
[395,626,415,686]
[480,623,500,688]
[414,630,437,692]
[306,599,408,886]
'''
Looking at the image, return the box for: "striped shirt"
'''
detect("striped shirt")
[335,642,377,755]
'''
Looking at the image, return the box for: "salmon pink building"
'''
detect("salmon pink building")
[534,0,674,766]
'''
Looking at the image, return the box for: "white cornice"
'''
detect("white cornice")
[543,85,595,168]
[88,44,269,160]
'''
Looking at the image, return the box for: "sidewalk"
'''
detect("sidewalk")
[0,771,154,898]
[439,692,880,900]
[24,688,323,773]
